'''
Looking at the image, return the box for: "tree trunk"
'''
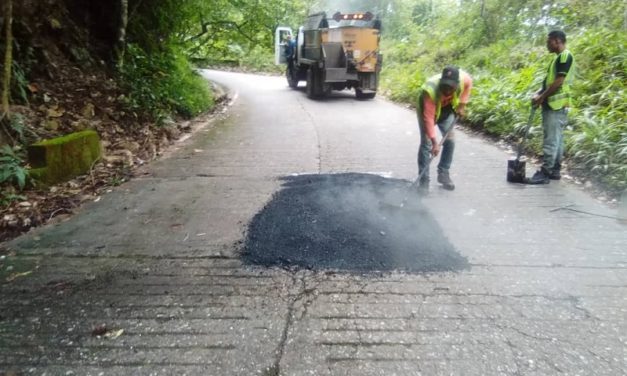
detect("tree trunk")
[114,0,128,69]
[1,0,14,147]
[2,0,13,114]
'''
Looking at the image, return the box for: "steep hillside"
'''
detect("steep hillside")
[0,0,219,241]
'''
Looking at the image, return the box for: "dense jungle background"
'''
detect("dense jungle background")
[0,0,625,240]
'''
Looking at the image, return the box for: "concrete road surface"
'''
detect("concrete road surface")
[1,70,625,376]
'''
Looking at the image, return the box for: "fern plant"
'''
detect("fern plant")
[0,145,29,190]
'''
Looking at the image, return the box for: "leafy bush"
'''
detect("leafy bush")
[239,46,283,74]
[562,29,626,191]
[120,44,214,123]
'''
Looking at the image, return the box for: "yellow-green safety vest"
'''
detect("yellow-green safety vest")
[417,73,466,119]
[546,50,574,110]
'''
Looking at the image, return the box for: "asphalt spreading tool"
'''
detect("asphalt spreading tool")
[507,106,537,183]
[380,117,456,210]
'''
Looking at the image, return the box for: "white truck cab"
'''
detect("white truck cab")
[274,27,293,65]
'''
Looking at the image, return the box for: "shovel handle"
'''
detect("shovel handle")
[516,106,537,160]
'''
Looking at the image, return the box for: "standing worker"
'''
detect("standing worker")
[416,66,473,193]
[284,34,296,71]
[528,30,575,184]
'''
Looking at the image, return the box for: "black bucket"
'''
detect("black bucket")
[507,156,526,183]
[507,106,536,184]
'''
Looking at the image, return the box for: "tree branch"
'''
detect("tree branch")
[186,19,255,44]
[127,0,144,24]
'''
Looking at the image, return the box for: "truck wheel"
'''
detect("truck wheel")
[355,88,376,100]
[286,66,298,89]
[323,82,332,95]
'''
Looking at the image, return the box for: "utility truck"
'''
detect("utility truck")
[275,11,382,99]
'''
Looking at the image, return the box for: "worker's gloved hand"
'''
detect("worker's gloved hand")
[532,93,543,107]
[456,104,466,118]
[431,140,440,157]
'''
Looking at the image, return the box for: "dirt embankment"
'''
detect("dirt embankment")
[0,0,222,243]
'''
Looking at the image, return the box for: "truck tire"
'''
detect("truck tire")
[355,88,376,100]
[286,65,298,89]
[306,68,319,98]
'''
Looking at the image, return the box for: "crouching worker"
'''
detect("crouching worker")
[416,66,473,193]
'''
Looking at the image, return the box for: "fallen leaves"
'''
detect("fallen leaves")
[27,83,39,93]
[47,105,66,118]
[106,329,124,339]
[5,270,33,282]
[91,324,124,339]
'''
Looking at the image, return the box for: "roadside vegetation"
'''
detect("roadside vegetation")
[0,0,625,240]
[379,0,626,194]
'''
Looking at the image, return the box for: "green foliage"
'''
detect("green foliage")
[7,113,26,143]
[564,29,627,190]
[118,0,217,122]
[239,46,284,74]
[0,145,28,190]
[0,192,26,207]
[121,44,213,122]
[10,61,29,105]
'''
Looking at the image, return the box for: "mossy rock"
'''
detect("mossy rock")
[28,130,102,185]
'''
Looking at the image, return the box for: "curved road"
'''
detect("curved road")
[1,70,625,375]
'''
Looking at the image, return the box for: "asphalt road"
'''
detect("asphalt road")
[1,70,625,376]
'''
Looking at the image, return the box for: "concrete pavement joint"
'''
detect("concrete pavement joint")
[295,281,321,321]
[566,294,597,320]
[498,324,554,342]
[296,98,322,174]
[586,349,613,366]
[267,273,305,375]
[348,304,362,361]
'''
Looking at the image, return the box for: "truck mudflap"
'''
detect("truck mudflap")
[325,68,358,82]
[358,72,378,91]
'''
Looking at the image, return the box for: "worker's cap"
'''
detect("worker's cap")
[440,66,460,88]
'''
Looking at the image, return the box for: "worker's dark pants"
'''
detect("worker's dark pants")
[541,107,567,173]
[417,107,456,183]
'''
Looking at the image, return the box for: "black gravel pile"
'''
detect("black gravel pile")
[242,173,468,273]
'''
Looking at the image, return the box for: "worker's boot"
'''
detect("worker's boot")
[437,170,455,191]
[549,170,561,180]
[549,163,561,180]
[527,168,550,184]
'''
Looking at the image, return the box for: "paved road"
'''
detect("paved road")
[1,70,625,375]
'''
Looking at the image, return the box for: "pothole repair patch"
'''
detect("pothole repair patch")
[242,173,469,273]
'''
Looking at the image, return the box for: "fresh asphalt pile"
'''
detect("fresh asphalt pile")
[242,173,468,273]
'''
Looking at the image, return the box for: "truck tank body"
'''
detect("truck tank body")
[322,28,379,73]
